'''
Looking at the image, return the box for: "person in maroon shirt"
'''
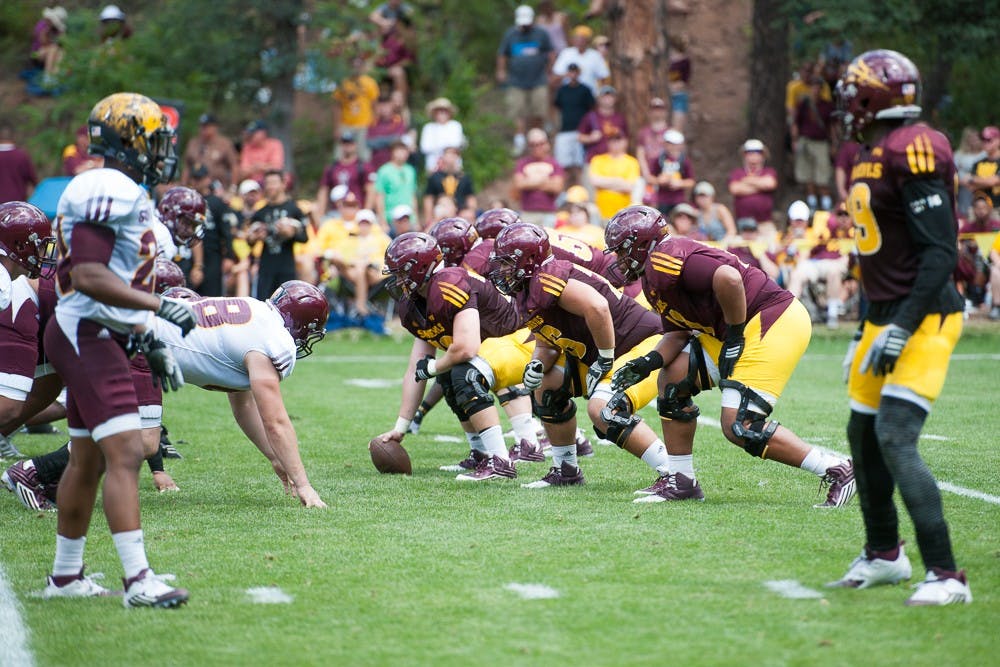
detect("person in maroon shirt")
[375,232,546,481]
[958,192,1000,233]
[604,205,855,505]
[728,139,778,238]
[0,124,39,202]
[791,76,836,212]
[489,222,677,492]
[512,129,565,226]
[366,95,410,172]
[315,132,373,219]
[577,85,628,163]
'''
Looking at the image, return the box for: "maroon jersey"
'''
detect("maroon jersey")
[643,237,792,338]
[397,267,522,351]
[518,259,662,365]
[460,238,494,276]
[847,123,960,305]
[0,278,42,383]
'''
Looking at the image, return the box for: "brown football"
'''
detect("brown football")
[369,436,412,475]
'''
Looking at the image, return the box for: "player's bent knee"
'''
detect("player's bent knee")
[657,393,699,423]
[531,388,576,424]
[450,363,494,418]
[719,379,779,458]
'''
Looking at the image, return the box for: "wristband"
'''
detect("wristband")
[597,348,615,360]
[394,417,411,434]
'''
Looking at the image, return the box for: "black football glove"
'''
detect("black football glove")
[611,350,664,391]
[131,331,185,392]
[859,324,910,376]
[156,297,197,336]
[522,359,545,390]
[718,322,745,380]
[414,355,437,382]
[586,354,615,397]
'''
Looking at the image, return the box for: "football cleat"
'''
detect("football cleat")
[632,472,705,503]
[905,568,972,606]
[123,569,189,609]
[3,460,55,511]
[575,429,594,457]
[0,432,23,459]
[508,439,545,463]
[815,459,856,508]
[159,426,182,459]
[827,543,912,589]
[439,449,487,472]
[522,461,585,488]
[455,455,517,481]
[43,568,115,599]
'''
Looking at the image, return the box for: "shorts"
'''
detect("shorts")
[44,312,141,442]
[504,85,549,123]
[794,256,848,284]
[794,137,833,186]
[478,329,536,391]
[553,131,585,169]
[558,334,662,411]
[130,356,163,429]
[670,90,689,113]
[848,312,962,414]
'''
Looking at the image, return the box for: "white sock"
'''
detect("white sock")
[800,448,843,476]
[640,439,671,475]
[668,454,695,479]
[465,432,486,453]
[112,529,149,581]
[479,425,509,461]
[53,535,86,577]
[551,444,578,468]
[827,299,841,320]
[509,412,539,446]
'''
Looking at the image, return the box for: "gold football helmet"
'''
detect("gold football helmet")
[87,92,177,185]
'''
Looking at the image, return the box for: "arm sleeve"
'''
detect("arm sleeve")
[894,178,960,332]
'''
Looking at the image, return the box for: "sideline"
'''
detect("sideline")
[0,561,34,667]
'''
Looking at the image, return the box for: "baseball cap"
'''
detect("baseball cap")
[787,200,811,222]
[598,85,617,96]
[565,185,590,204]
[198,113,217,125]
[742,138,766,153]
[736,217,758,232]
[693,181,715,197]
[245,119,268,134]
[663,129,685,145]
[391,204,414,220]
[100,4,126,21]
[973,190,994,207]
[981,126,1000,141]
[670,203,698,221]
[238,179,261,196]
[356,209,377,224]
[329,184,350,203]
[339,131,356,143]
[515,5,534,26]
[649,97,667,108]
[572,25,593,39]
[526,128,549,144]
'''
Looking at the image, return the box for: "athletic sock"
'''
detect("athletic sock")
[668,454,695,479]
[509,412,539,446]
[465,432,486,454]
[112,529,149,581]
[551,444,578,469]
[478,425,509,461]
[52,535,86,578]
[827,299,842,321]
[800,447,843,476]
[640,439,671,475]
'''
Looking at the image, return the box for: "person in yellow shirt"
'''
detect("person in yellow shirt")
[587,131,640,221]
[785,61,832,130]
[557,202,606,249]
[340,208,391,333]
[333,57,380,160]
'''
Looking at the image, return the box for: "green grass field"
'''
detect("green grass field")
[1,325,997,666]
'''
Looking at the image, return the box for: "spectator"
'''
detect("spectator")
[552,63,594,187]
[791,76,835,211]
[691,180,736,241]
[990,233,1000,320]
[954,127,986,217]
[239,120,285,184]
[339,208,392,332]
[419,97,464,173]
[423,146,475,224]
[578,85,628,164]
[959,192,1000,233]
[668,203,706,240]
[512,128,565,227]
[367,95,409,172]
[591,35,612,88]
[189,166,238,297]
[247,170,308,298]
[833,139,861,204]
[30,6,66,78]
[98,4,132,44]
[535,1,568,53]
[728,138,779,239]
[787,201,853,327]
[773,199,815,285]
[588,130,640,221]
[333,57,380,160]
[496,5,554,155]
[651,129,695,217]
[182,113,239,191]
[369,0,413,32]
[390,204,416,236]
[0,122,39,202]
[557,201,606,249]
[315,186,361,263]
[727,217,780,280]
[551,25,609,97]
[427,196,459,227]
[785,61,831,130]
[316,131,373,220]
[636,97,670,204]
[62,125,102,176]
[667,35,691,132]
[970,125,1000,205]
[374,140,418,228]
[954,235,988,315]
[370,2,416,100]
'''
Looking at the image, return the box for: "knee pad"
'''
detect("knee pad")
[450,363,494,418]
[596,409,641,447]
[657,393,700,423]
[531,388,576,424]
[719,379,778,458]
[494,386,528,405]
[439,373,470,422]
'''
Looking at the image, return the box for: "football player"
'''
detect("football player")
[828,50,971,605]
[375,232,542,481]
[42,92,195,607]
[603,205,855,505]
[488,223,678,490]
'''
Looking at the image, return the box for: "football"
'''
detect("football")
[369,435,412,475]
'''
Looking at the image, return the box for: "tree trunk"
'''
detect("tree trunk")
[748,0,789,208]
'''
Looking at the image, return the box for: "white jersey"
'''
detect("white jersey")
[0,263,11,311]
[54,168,158,332]
[150,296,296,391]
[152,215,178,262]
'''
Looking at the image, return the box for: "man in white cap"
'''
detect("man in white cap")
[728,138,778,240]
[497,5,555,155]
[391,204,415,236]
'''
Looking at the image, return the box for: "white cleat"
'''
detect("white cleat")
[905,569,972,606]
[827,544,912,589]
[43,569,115,599]
[123,569,189,609]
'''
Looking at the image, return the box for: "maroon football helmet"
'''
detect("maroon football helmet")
[153,258,186,294]
[488,222,551,295]
[269,280,329,358]
[0,201,57,280]
[382,232,443,299]
[158,186,206,246]
[835,49,921,141]
[603,205,669,282]
[475,207,522,240]
[430,217,478,266]
[162,286,199,300]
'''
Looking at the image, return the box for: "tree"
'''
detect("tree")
[748,0,789,193]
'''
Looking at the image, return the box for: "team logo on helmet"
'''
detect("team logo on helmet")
[88,92,177,186]
[835,49,921,141]
[0,201,57,280]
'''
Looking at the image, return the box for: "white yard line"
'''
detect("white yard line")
[763,580,824,599]
[246,587,293,604]
[0,562,33,667]
[504,583,560,599]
